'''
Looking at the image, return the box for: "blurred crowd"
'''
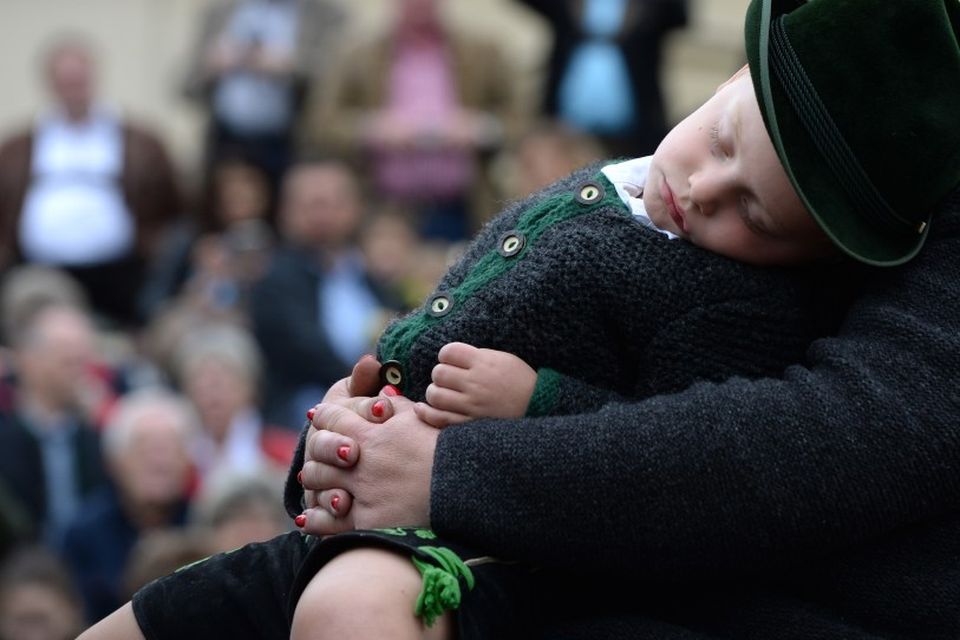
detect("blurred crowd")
[0,0,688,637]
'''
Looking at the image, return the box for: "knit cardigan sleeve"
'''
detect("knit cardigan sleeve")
[430,192,960,583]
[526,292,835,417]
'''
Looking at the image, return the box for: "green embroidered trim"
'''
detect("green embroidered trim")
[372,527,437,540]
[175,555,211,573]
[526,367,565,416]
[379,174,622,381]
[412,546,476,627]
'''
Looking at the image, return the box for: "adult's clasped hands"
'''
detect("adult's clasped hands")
[297,355,439,535]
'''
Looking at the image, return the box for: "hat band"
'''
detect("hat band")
[768,17,922,235]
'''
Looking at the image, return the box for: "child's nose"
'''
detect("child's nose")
[688,173,717,217]
[688,168,734,217]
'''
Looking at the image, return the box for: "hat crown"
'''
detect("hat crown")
[746,0,960,265]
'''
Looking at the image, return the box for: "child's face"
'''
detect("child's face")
[645,68,835,265]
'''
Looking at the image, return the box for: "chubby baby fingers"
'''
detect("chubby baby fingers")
[414,401,471,429]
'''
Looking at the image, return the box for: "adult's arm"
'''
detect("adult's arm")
[429,198,960,581]
[0,131,32,268]
[304,196,960,581]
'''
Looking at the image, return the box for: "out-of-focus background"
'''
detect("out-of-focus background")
[0,0,748,637]
[0,0,748,170]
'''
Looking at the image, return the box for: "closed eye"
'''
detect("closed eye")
[737,196,771,236]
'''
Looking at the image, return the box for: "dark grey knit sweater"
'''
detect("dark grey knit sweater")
[430,187,960,638]
[375,164,848,414]
[286,164,851,516]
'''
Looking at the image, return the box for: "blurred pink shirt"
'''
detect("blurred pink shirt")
[372,34,474,202]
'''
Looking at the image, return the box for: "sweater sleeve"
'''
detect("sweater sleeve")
[526,368,625,417]
[430,199,960,583]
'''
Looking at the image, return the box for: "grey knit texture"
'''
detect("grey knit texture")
[286,162,850,519]
[431,188,960,638]
[379,164,847,411]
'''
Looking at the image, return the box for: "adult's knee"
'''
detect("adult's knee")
[290,548,425,640]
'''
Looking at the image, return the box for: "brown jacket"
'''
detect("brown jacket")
[0,120,181,268]
[308,24,527,225]
[309,27,524,153]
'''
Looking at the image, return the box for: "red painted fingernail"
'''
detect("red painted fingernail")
[306,408,315,421]
[294,514,306,528]
[371,400,385,417]
[331,495,341,511]
[382,385,400,397]
[297,471,303,485]
[337,445,350,461]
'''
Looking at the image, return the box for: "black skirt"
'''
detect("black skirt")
[132,528,539,640]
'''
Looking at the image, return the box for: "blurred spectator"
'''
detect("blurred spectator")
[138,153,276,324]
[0,303,111,549]
[0,265,88,348]
[189,468,290,554]
[120,469,291,604]
[172,322,297,483]
[0,266,91,416]
[0,35,182,329]
[250,160,401,428]
[0,546,85,640]
[0,483,34,563]
[358,207,425,313]
[120,528,210,605]
[499,118,606,199]
[309,0,525,239]
[519,0,687,157]
[183,0,348,190]
[60,388,196,624]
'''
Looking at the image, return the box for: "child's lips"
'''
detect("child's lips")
[661,179,688,233]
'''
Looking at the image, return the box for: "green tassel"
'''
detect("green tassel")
[411,546,475,626]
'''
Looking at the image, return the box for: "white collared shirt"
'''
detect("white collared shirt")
[601,156,678,239]
[20,108,134,265]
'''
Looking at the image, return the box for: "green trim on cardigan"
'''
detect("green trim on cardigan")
[526,367,565,417]
[378,173,625,392]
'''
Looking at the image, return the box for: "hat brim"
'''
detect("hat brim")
[744,0,929,267]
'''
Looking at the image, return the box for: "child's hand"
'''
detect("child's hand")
[415,342,536,428]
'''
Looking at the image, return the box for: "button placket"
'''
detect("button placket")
[379,360,404,388]
[575,181,605,205]
[428,292,454,318]
[497,231,525,258]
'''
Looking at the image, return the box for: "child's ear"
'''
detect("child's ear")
[715,65,751,94]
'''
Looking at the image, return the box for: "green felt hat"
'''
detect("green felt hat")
[745,0,960,266]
